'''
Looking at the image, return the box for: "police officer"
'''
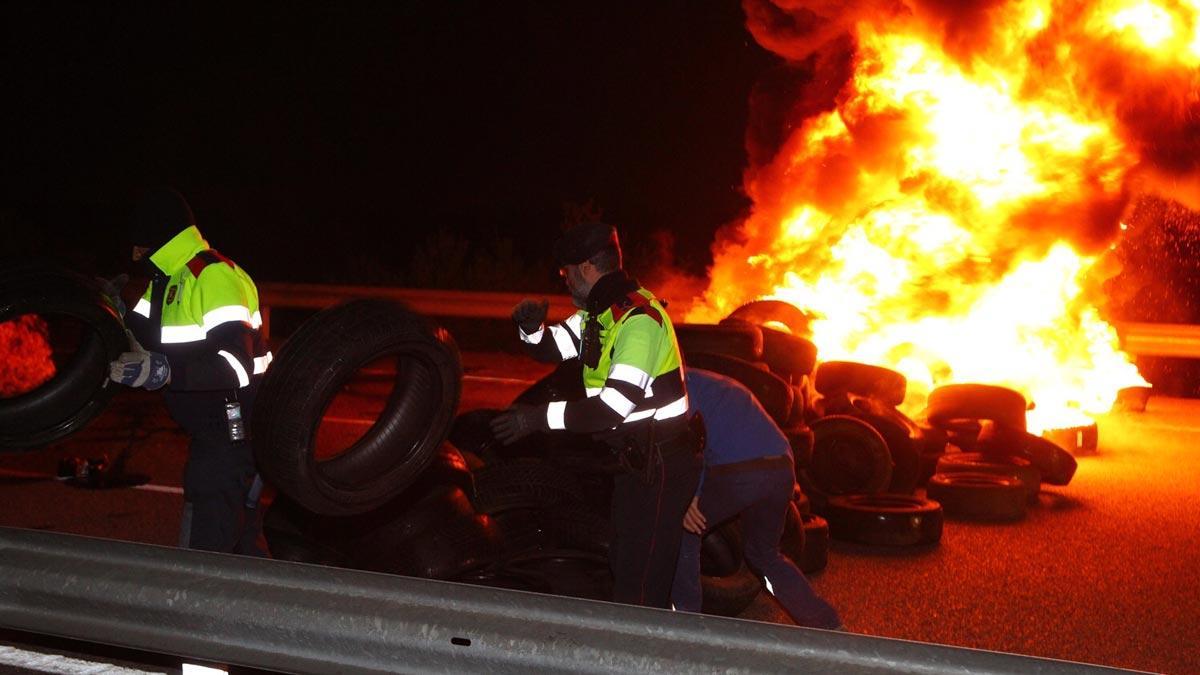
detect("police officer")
[490,222,701,608]
[672,368,842,629]
[110,187,271,554]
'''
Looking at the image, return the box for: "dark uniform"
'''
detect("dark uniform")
[117,188,271,554]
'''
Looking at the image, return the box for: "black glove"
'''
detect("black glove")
[96,273,129,318]
[511,298,549,334]
[489,404,547,445]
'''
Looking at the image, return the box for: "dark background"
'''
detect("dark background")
[1,2,773,289]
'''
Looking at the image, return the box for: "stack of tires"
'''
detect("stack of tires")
[921,384,1077,522]
[687,301,946,552]
[444,355,829,614]
[253,299,516,583]
[0,264,129,450]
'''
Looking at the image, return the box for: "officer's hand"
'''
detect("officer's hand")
[109,349,171,390]
[96,273,129,318]
[511,298,549,334]
[682,496,706,534]
[489,404,547,445]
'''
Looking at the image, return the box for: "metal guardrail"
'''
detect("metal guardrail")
[0,527,1135,674]
[258,282,1200,358]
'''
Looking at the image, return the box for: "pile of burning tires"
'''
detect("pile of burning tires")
[253,296,1079,615]
[691,301,1079,547]
[0,268,1083,615]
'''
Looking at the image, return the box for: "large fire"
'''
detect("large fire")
[682,0,1200,432]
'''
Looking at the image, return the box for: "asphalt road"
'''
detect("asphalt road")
[0,351,1194,674]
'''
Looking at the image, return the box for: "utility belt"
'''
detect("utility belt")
[597,416,701,484]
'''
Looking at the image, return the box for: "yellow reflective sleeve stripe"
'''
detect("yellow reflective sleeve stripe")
[547,401,567,430]
[217,350,250,388]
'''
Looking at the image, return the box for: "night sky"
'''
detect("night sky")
[1,2,775,289]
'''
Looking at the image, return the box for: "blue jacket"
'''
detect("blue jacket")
[685,368,791,470]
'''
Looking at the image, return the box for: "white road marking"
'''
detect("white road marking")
[0,468,183,496]
[0,645,159,674]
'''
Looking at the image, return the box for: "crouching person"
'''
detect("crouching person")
[671,368,842,629]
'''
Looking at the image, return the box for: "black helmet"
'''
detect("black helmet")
[129,186,195,252]
[553,222,620,266]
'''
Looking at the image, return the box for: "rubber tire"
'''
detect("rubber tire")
[252,298,462,516]
[513,359,584,406]
[977,423,1077,486]
[541,503,613,555]
[915,425,949,487]
[675,323,763,363]
[424,442,477,501]
[825,494,943,546]
[926,472,1027,521]
[925,383,1027,432]
[471,458,584,515]
[798,512,830,574]
[782,423,814,468]
[685,356,793,426]
[778,500,805,565]
[1021,434,1078,486]
[935,452,1041,503]
[720,319,818,381]
[261,496,348,566]
[808,415,893,498]
[814,361,907,408]
[846,396,922,495]
[700,521,761,617]
[341,484,479,572]
[387,512,503,579]
[0,265,127,450]
[725,300,814,337]
[448,408,503,462]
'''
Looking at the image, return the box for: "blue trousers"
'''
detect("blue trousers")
[671,463,841,629]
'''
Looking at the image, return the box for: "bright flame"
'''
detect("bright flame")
[690,0,1179,432]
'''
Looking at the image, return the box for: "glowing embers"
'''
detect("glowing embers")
[0,314,57,398]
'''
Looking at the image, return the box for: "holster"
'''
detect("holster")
[603,419,700,485]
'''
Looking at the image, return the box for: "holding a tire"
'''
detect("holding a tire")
[115,188,274,555]
[253,297,462,516]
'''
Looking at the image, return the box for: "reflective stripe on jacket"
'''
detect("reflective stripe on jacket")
[128,225,271,390]
[522,284,686,433]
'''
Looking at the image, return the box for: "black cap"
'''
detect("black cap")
[129,186,195,251]
[553,222,620,265]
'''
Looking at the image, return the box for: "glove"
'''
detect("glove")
[511,298,549,334]
[489,404,547,445]
[96,273,129,318]
[109,335,170,390]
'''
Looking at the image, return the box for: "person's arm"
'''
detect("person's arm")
[168,266,262,391]
[519,310,585,364]
[550,313,661,434]
[491,314,666,444]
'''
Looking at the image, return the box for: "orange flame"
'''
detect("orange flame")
[684,0,1200,431]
